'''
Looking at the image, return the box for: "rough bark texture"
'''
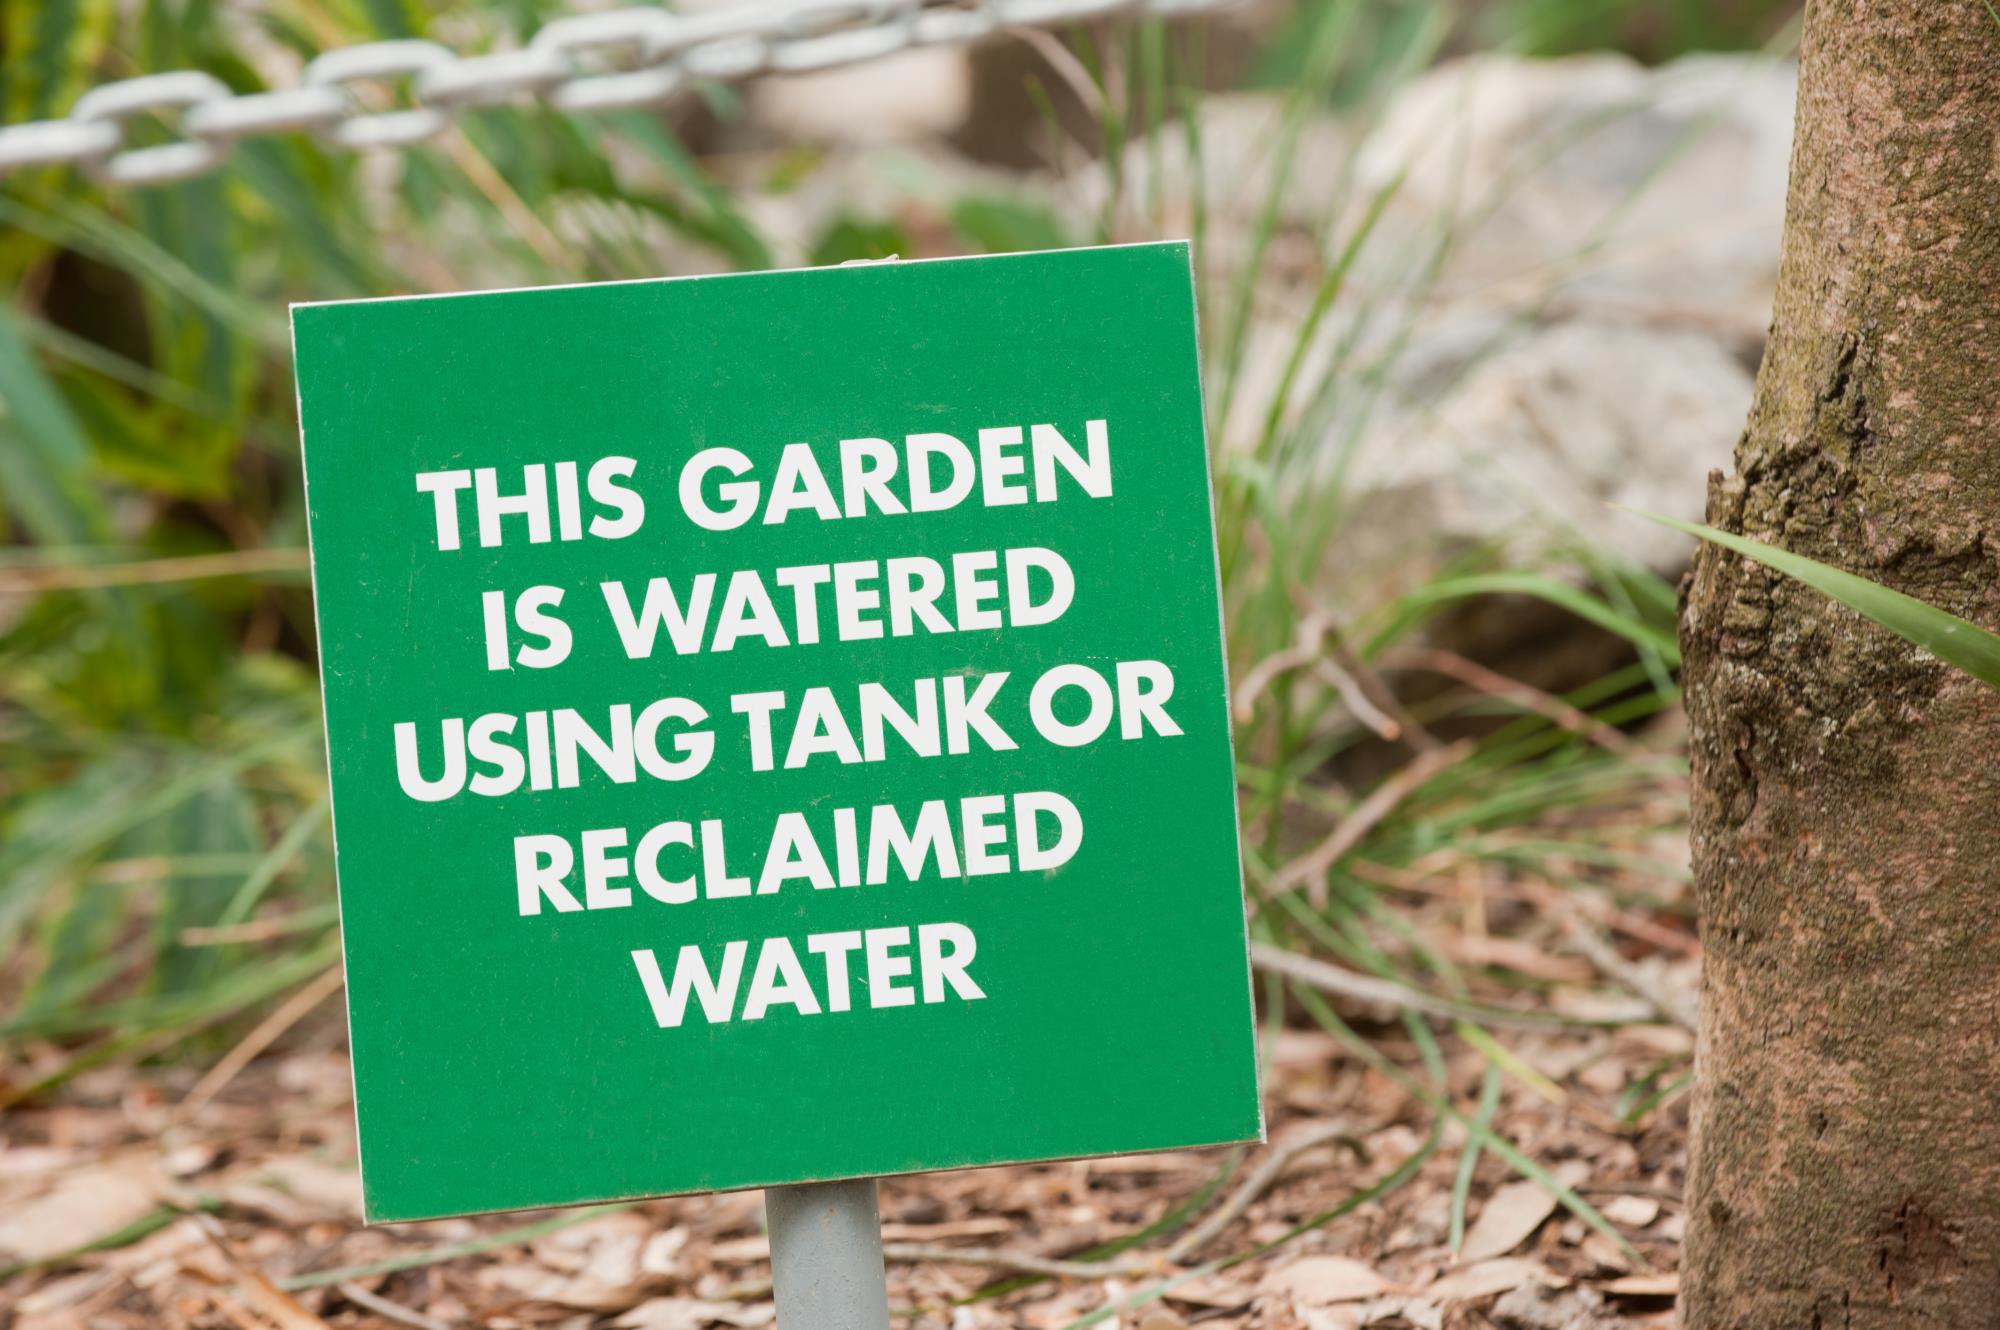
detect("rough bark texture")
[1680,3,2000,1326]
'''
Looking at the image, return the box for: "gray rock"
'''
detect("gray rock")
[1346,318,1755,575]
[1354,52,1794,351]
[1180,51,1796,606]
[1331,51,1794,600]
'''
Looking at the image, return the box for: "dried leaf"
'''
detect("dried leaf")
[640,1228,688,1278]
[1601,1272,1678,1297]
[221,1182,320,1227]
[612,1296,776,1329]
[252,1157,363,1221]
[0,1157,164,1263]
[1579,1232,1632,1273]
[476,1260,647,1312]
[880,1217,1015,1240]
[706,1235,772,1263]
[532,1211,653,1283]
[1300,1309,1363,1330]
[13,1267,115,1317]
[234,1268,335,1330]
[1428,1258,1552,1303]
[1162,1277,1257,1311]
[1353,1296,1443,1329]
[1265,1256,1389,1306]
[1458,1181,1560,1263]
[1599,1195,1661,1228]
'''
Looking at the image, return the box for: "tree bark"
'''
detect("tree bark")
[1680,2,2000,1325]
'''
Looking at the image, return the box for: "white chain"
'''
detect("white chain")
[0,0,1238,189]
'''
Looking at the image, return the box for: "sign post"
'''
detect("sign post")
[766,1180,890,1328]
[292,242,1262,1303]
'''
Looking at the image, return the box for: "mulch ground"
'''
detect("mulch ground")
[2,984,1693,1330]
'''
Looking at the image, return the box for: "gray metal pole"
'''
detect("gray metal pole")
[765,1179,890,1330]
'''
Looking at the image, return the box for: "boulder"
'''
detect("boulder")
[1088,52,1794,586]
[1353,51,1795,352]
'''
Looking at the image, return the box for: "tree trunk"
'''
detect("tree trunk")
[1680,2,2000,1325]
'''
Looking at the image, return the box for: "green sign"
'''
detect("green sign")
[294,242,1260,1223]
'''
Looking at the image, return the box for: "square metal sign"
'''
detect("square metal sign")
[293,242,1261,1222]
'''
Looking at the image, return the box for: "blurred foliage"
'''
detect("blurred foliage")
[1482,0,1800,61]
[0,0,1687,1152]
[0,0,806,1074]
[1253,0,1801,90]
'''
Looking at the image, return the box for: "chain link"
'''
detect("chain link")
[71,70,233,186]
[307,40,459,147]
[0,0,1239,187]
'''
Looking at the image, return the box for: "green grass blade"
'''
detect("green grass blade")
[1364,570,1682,662]
[1293,984,1643,1265]
[1635,510,2000,689]
[1449,1065,1502,1254]
[0,305,109,544]
[3,0,109,121]
[282,1203,636,1291]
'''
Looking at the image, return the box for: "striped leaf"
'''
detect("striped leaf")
[1640,510,2000,690]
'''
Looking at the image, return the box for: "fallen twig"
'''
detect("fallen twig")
[1249,942,1583,1031]
[1234,612,1337,723]
[279,1205,633,1291]
[1382,647,1642,756]
[1491,874,1698,1028]
[1267,741,1475,904]
[1313,655,1406,743]
[1358,857,1699,957]
[1552,910,1698,1030]
[882,1243,1149,1279]
[178,965,345,1122]
[337,1281,454,1330]
[1167,1120,1364,1261]
[1323,632,1442,753]
[1234,606,1444,750]
[192,1215,333,1330]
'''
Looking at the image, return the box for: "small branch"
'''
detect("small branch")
[1557,912,1698,1030]
[1268,741,1475,905]
[337,1282,454,1330]
[1312,656,1405,743]
[1383,647,1641,757]
[280,1206,633,1291]
[1234,612,1335,723]
[1168,1121,1364,1262]
[1235,608,1440,749]
[1504,877,1697,1028]
[191,1215,334,1330]
[1249,942,1578,1032]
[1006,26,1107,120]
[178,965,345,1122]
[1359,858,1699,958]
[881,1243,1149,1279]
[1324,634,1442,753]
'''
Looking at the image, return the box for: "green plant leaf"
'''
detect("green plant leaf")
[3,0,113,121]
[0,306,109,544]
[808,215,909,267]
[1449,1064,1502,1254]
[1365,570,1681,663]
[950,196,1069,255]
[1636,510,2000,690]
[1293,984,1643,1265]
